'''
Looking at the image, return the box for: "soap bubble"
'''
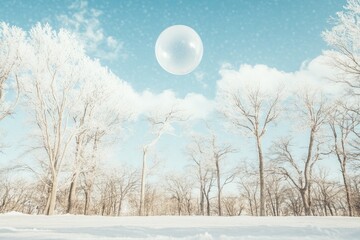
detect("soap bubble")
[155,25,203,75]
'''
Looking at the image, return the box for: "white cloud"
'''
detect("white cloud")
[218,63,289,96]
[134,90,214,121]
[217,54,345,99]
[57,0,125,61]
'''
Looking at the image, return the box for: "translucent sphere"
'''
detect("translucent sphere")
[155,25,203,75]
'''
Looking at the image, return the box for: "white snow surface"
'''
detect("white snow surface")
[0,213,359,240]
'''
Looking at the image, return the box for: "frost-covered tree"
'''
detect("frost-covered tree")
[66,58,135,214]
[323,0,360,94]
[23,24,87,215]
[0,22,26,121]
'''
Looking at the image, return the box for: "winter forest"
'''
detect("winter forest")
[1,0,360,220]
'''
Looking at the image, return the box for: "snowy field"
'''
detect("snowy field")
[0,213,359,240]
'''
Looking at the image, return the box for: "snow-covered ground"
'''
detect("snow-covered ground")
[0,213,359,240]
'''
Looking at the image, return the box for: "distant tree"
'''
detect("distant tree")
[115,167,139,216]
[265,171,287,216]
[272,91,332,216]
[237,165,260,216]
[222,196,245,216]
[218,69,283,216]
[165,172,193,216]
[139,107,185,216]
[312,168,342,216]
[186,134,215,216]
[191,129,236,216]
[328,101,359,216]
[208,132,236,216]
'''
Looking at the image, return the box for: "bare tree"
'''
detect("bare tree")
[139,107,186,216]
[222,196,244,216]
[208,131,236,216]
[352,174,360,215]
[115,167,139,216]
[328,102,359,216]
[186,134,215,216]
[218,83,282,216]
[265,172,287,216]
[165,172,193,216]
[237,166,260,216]
[272,92,331,215]
[312,168,342,216]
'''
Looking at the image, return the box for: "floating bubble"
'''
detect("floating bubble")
[155,25,203,75]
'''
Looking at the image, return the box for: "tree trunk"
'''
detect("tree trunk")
[206,196,211,216]
[67,172,79,214]
[301,129,314,216]
[300,188,311,216]
[67,135,83,214]
[215,159,222,216]
[199,187,204,215]
[46,177,58,215]
[44,185,51,214]
[177,198,181,216]
[139,148,147,216]
[84,190,90,215]
[341,165,353,216]
[117,197,123,216]
[256,135,265,216]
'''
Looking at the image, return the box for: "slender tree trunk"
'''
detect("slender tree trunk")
[46,176,58,215]
[268,189,276,216]
[139,148,147,216]
[249,199,254,216]
[215,159,222,216]
[199,186,204,215]
[44,187,51,214]
[67,172,79,214]
[117,196,123,216]
[256,135,265,216]
[275,195,280,216]
[300,188,311,216]
[178,198,181,216]
[84,190,90,215]
[304,130,315,216]
[206,196,210,216]
[83,133,98,215]
[342,166,353,216]
[67,136,83,214]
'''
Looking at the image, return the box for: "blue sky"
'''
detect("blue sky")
[1,0,345,97]
[0,0,347,175]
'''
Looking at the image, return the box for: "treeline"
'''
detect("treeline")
[1,1,360,217]
[1,160,360,216]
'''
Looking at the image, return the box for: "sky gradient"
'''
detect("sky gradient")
[0,0,347,174]
[1,0,345,97]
